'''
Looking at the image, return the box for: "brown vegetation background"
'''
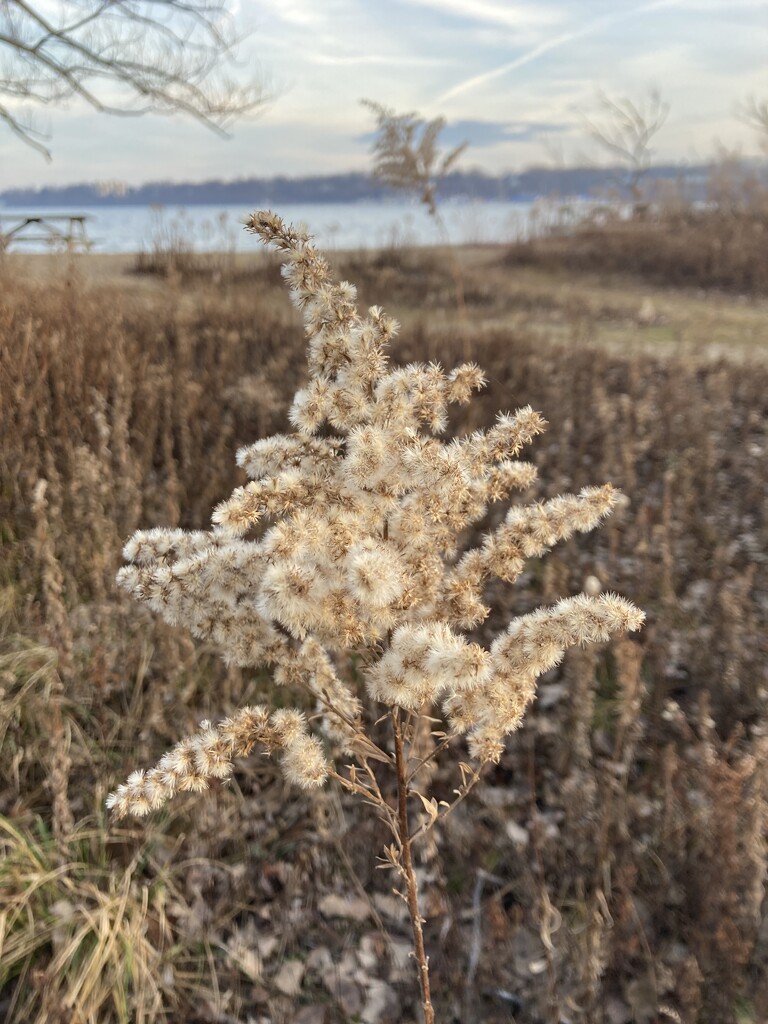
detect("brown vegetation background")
[1,202,767,1024]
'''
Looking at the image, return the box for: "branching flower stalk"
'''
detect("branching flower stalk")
[107,210,644,1021]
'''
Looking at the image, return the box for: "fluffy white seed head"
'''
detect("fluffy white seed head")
[281,734,330,789]
[345,539,406,608]
[109,210,644,817]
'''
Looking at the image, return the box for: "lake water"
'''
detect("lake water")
[0,198,589,254]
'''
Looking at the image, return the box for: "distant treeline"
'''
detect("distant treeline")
[0,164,738,207]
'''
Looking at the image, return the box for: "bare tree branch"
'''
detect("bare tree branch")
[0,0,267,159]
[0,94,47,154]
[739,96,768,154]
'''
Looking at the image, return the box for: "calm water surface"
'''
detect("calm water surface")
[0,199,588,253]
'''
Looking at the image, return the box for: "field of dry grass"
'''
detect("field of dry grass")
[1,232,767,1024]
[505,162,768,305]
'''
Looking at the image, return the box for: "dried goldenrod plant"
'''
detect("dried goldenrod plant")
[108,211,643,1022]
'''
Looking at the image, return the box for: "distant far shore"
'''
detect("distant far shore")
[0,160,741,209]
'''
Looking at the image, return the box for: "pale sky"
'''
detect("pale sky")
[0,0,766,190]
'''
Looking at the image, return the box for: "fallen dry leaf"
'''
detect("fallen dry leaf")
[318,893,371,922]
[274,958,305,996]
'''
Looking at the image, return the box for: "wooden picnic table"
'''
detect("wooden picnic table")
[0,213,93,252]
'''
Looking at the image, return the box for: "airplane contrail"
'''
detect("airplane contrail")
[435,0,682,105]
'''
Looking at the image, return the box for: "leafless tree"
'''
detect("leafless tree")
[583,88,669,211]
[361,99,467,219]
[740,96,768,154]
[0,0,266,159]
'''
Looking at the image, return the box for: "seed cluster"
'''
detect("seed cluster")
[108,210,643,818]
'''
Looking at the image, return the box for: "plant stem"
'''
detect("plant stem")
[392,710,435,1024]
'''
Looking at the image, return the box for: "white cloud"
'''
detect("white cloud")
[251,0,331,28]
[435,0,685,104]
[310,53,451,67]
[1,0,766,188]
[401,0,561,31]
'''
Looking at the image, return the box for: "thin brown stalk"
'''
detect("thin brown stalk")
[527,737,561,1024]
[392,709,435,1024]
